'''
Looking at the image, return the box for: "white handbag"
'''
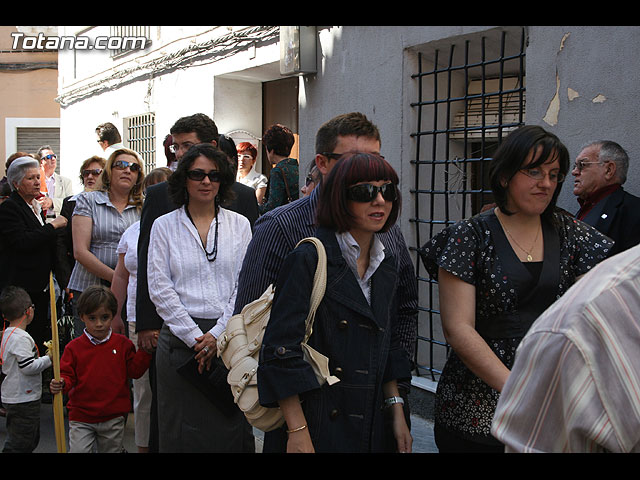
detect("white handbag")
[217,237,339,432]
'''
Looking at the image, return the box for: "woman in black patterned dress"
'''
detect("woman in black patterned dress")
[419,126,614,452]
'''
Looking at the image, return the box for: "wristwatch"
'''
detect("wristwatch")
[383,396,405,408]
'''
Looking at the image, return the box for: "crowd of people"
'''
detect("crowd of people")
[0,111,639,454]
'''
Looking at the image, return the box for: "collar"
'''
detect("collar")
[83,328,112,345]
[577,184,621,219]
[334,231,385,284]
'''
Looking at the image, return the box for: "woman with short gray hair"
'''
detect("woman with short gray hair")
[0,156,68,355]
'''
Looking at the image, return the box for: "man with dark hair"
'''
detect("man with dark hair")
[572,140,640,255]
[134,112,257,452]
[95,122,125,158]
[234,112,418,453]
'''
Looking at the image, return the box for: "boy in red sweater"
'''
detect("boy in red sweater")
[50,285,151,453]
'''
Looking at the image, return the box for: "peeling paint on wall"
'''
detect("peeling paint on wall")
[592,94,607,103]
[543,70,561,126]
[568,87,579,101]
[559,33,570,52]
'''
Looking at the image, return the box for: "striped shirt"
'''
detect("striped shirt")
[67,190,140,292]
[233,186,418,358]
[491,244,640,453]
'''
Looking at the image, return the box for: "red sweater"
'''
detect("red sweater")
[59,332,151,423]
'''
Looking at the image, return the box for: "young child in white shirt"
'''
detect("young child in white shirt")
[0,286,52,452]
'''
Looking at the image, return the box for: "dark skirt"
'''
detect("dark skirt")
[155,321,254,453]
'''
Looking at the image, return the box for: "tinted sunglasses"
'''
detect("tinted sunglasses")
[113,160,141,172]
[346,182,397,203]
[187,169,221,182]
[82,168,103,177]
[43,154,57,160]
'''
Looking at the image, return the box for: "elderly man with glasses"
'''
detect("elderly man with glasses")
[572,140,640,256]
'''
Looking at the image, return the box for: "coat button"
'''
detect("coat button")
[334,367,343,378]
[338,320,348,330]
[330,409,340,419]
[276,346,287,356]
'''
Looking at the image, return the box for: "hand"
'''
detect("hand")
[111,315,125,335]
[286,428,315,453]
[194,332,217,373]
[137,329,159,353]
[50,378,65,395]
[50,215,67,229]
[39,196,54,210]
[391,405,413,453]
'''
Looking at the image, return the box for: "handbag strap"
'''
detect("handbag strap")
[295,237,327,343]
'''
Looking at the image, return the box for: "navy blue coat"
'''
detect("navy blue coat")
[258,226,412,453]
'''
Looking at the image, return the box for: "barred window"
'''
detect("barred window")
[410,27,527,381]
[124,113,156,173]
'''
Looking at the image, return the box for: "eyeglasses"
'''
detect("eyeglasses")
[572,159,603,172]
[82,168,103,177]
[187,169,221,182]
[519,168,565,183]
[169,142,195,154]
[43,154,57,160]
[238,154,253,161]
[347,182,397,203]
[113,160,141,172]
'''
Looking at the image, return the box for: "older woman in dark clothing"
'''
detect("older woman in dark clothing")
[0,157,68,353]
[258,152,412,453]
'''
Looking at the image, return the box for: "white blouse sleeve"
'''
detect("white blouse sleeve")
[147,215,204,348]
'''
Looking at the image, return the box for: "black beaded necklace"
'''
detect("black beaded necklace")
[185,202,219,262]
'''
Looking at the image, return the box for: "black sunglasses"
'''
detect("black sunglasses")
[346,183,397,203]
[82,168,103,177]
[187,169,221,182]
[113,160,141,172]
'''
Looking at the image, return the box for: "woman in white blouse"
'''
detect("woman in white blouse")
[236,142,267,204]
[147,144,253,453]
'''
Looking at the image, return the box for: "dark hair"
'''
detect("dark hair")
[76,285,118,317]
[490,125,569,218]
[143,167,172,191]
[95,122,122,145]
[0,286,32,322]
[167,143,235,208]
[217,134,238,171]
[163,134,176,166]
[316,152,400,233]
[170,113,219,145]
[315,112,381,155]
[78,155,106,184]
[263,124,295,157]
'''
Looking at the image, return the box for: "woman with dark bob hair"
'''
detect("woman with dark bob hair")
[419,125,614,452]
[147,143,253,452]
[258,152,413,453]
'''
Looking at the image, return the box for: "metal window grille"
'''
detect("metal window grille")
[109,26,151,58]
[409,28,527,381]
[124,113,156,173]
